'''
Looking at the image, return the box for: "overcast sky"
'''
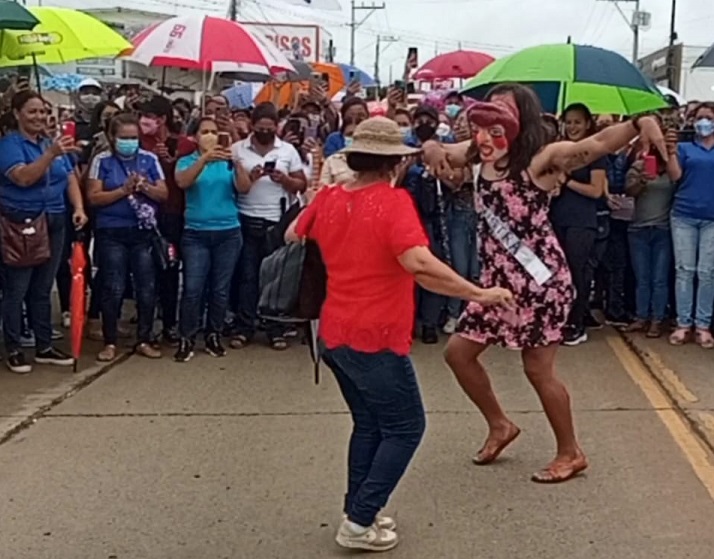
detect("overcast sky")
[27,0,714,82]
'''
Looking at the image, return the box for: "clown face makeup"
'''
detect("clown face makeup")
[475,124,509,162]
[467,95,520,162]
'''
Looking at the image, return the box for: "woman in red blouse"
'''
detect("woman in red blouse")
[287,117,512,552]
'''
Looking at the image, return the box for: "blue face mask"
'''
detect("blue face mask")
[399,126,412,140]
[344,136,354,148]
[116,138,139,157]
[445,104,461,120]
[694,118,714,138]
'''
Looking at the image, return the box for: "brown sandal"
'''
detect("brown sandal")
[669,328,690,346]
[646,321,663,338]
[472,425,521,465]
[695,329,714,349]
[531,454,588,484]
[229,334,249,349]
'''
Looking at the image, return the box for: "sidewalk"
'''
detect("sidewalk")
[622,329,714,452]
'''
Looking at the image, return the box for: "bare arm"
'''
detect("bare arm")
[139,179,168,203]
[398,246,512,306]
[282,170,308,194]
[664,130,682,182]
[565,168,606,199]
[87,178,130,207]
[67,172,84,213]
[234,160,251,193]
[8,150,56,187]
[175,155,207,189]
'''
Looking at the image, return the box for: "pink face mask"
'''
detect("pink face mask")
[139,116,160,136]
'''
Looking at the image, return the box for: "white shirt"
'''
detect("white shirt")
[232,136,303,222]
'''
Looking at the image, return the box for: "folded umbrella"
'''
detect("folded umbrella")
[70,234,88,373]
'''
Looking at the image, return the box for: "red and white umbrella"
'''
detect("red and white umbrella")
[123,15,293,76]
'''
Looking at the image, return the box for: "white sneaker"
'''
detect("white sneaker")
[343,513,396,531]
[443,317,459,335]
[61,311,71,329]
[335,518,399,552]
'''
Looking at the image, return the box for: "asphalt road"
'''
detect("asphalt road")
[1,329,713,559]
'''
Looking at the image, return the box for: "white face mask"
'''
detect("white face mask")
[436,122,451,137]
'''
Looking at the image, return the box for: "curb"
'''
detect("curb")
[619,331,714,455]
[0,353,132,446]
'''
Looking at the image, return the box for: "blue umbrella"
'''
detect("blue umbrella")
[336,63,376,87]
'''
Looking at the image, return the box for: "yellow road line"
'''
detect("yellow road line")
[607,336,714,501]
[627,341,698,404]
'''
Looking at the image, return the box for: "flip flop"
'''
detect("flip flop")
[472,426,521,465]
[531,456,588,484]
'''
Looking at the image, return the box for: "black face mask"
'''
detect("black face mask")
[414,123,436,143]
[254,131,275,145]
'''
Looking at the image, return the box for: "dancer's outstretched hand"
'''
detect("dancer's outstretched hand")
[473,287,515,308]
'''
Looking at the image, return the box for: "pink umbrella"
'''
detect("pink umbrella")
[123,15,293,76]
[413,50,495,81]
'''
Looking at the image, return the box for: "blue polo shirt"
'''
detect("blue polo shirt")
[672,141,714,221]
[0,132,74,214]
[323,131,345,158]
[176,152,240,231]
[88,149,164,229]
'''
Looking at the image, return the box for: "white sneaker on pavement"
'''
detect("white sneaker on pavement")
[443,317,458,335]
[343,513,396,531]
[335,518,399,552]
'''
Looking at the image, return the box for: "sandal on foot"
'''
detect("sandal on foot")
[97,345,117,362]
[622,319,647,333]
[695,329,714,349]
[531,454,588,484]
[472,425,521,465]
[229,334,249,349]
[136,343,162,359]
[669,328,690,346]
[646,321,663,338]
[270,336,288,351]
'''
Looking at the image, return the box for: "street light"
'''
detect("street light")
[597,0,651,64]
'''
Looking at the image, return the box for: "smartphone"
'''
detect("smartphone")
[348,69,357,83]
[284,118,303,136]
[677,128,695,143]
[263,160,276,173]
[218,132,231,149]
[305,125,319,140]
[643,154,657,178]
[61,121,76,139]
[321,72,331,89]
[406,46,418,69]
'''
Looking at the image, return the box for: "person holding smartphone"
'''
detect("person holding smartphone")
[173,117,250,362]
[230,102,307,351]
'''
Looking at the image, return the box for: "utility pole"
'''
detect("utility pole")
[666,0,678,89]
[228,0,238,22]
[596,0,649,64]
[374,35,397,89]
[350,0,386,67]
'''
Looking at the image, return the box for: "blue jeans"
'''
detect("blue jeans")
[670,215,714,329]
[321,345,426,527]
[179,227,242,340]
[1,212,65,353]
[417,219,445,329]
[96,227,156,345]
[628,226,672,322]
[446,207,477,318]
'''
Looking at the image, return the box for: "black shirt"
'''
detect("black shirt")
[549,156,608,230]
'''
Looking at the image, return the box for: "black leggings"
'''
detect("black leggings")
[554,225,597,330]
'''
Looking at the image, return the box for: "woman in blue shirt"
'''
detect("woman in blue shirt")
[0,90,88,375]
[323,97,368,158]
[666,102,714,348]
[87,113,168,362]
[173,117,250,362]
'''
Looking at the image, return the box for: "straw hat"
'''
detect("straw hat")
[341,116,421,157]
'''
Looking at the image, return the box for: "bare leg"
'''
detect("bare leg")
[444,335,521,464]
[521,344,587,482]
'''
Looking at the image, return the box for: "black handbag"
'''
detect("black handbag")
[150,227,176,272]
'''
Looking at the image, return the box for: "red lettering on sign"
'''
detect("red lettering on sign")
[169,24,186,39]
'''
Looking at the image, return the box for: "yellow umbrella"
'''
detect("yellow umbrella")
[0,7,130,67]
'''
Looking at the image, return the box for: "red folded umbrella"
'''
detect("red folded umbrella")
[70,241,88,372]
[413,50,495,81]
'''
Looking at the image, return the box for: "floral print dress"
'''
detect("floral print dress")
[456,172,575,349]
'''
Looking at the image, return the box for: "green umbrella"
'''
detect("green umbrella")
[462,44,668,116]
[0,0,39,31]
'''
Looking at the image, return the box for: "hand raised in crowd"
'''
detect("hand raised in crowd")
[72,207,89,230]
[346,79,362,97]
[249,165,264,182]
[422,140,453,178]
[154,142,172,161]
[302,136,319,153]
[202,146,231,162]
[269,168,289,186]
[665,128,678,156]
[473,287,515,308]
[387,86,403,109]
[216,111,238,141]
[49,135,80,158]
[122,172,140,196]
[636,116,667,160]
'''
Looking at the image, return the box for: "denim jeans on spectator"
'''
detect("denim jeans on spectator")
[96,227,156,345]
[158,213,183,332]
[233,215,282,341]
[628,226,672,322]
[1,212,65,353]
[446,206,477,319]
[179,227,242,340]
[321,345,426,528]
[671,215,714,329]
[417,219,445,329]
